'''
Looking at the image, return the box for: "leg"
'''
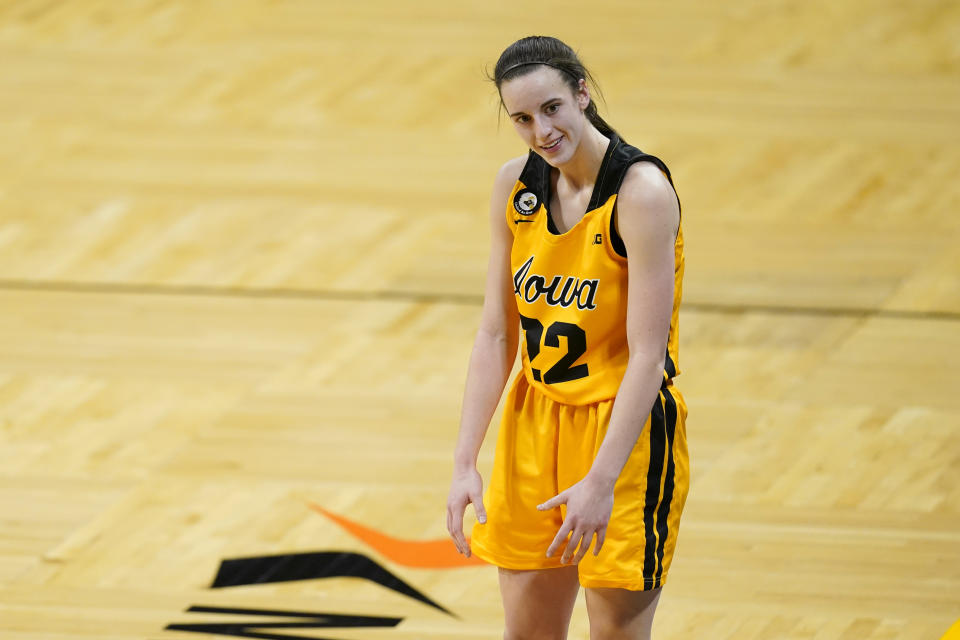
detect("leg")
[585,587,662,640]
[499,566,580,640]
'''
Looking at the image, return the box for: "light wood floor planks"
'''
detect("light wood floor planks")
[1,1,958,638]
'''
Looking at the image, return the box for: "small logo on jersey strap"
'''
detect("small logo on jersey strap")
[594,233,602,245]
[513,190,539,215]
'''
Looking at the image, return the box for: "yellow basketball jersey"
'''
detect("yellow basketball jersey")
[506,134,684,405]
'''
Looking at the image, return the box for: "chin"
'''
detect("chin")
[542,153,572,169]
[535,147,573,168]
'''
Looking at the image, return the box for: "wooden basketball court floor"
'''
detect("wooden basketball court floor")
[1,1,958,638]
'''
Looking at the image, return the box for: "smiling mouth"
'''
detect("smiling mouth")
[541,136,563,151]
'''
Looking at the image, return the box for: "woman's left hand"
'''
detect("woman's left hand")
[537,474,615,564]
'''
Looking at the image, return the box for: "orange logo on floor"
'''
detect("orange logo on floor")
[309,504,486,568]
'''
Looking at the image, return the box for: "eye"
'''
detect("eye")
[514,114,531,124]
[545,102,561,115]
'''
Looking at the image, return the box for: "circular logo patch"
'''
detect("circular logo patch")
[513,190,539,215]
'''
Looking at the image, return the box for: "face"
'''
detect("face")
[499,67,591,167]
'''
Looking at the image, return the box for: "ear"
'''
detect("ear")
[576,78,591,111]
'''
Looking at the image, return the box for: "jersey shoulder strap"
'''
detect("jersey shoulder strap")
[598,136,680,258]
[588,134,676,211]
[517,149,550,196]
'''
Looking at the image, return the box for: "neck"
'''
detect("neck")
[556,126,610,190]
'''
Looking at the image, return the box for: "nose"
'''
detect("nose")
[533,115,553,141]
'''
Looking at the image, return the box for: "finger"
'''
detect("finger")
[454,516,470,557]
[471,492,487,525]
[546,522,572,558]
[454,525,470,557]
[447,515,461,555]
[537,492,565,511]
[448,502,468,556]
[445,503,457,546]
[593,527,606,556]
[573,531,594,564]
[562,530,584,564]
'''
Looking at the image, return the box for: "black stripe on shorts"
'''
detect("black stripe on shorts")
[654,386,679,587]
[642,392,667,588]
[664,344,677,379]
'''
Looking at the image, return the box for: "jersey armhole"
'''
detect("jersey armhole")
[610,163,680,259]
[610,204,628,258]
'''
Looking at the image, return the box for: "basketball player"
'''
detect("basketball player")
[446,36,688,639]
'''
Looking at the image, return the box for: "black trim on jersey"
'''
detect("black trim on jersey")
[604,137,678,258]
[546,207,561,234]
[517,150,551,221]
[610,213,628,257]
[517,134,678,248]
[542,134,621,235]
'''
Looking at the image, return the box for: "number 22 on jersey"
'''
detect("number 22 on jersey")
[519,314,589,385]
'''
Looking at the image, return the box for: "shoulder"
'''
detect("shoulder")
[493,155,527,192]
[490,156,527,210]
[617,160,680,240]
[615,160,680,253]
[488,155,529,233]
[619,161,678,217]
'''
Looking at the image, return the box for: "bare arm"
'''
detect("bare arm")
[539,161,680,563]
[585,163,679,490]
[446,156,525,557]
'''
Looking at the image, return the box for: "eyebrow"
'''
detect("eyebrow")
[508,97,562,118]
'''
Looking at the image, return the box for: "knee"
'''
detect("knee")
[588,611,653,640]
[588,618,650,640]
[586,587,659,640]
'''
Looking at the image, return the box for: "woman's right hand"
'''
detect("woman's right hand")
[446,466,487,558]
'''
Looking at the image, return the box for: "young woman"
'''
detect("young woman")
[446,36,688,639]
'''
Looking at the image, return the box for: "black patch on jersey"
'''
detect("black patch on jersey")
[514,155,549,218]
[514,150,550,220]
[513,190,539,216]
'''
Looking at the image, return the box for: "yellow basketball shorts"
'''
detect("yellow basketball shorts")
[470,373,689,591]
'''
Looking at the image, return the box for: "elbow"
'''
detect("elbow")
[476,323,518,357]
[626,348,667,380]
[476,324,511,346]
